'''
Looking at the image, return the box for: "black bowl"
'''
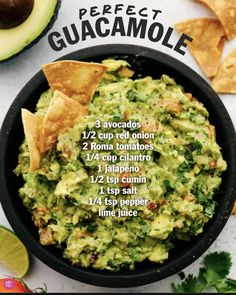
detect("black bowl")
[0,45,236,288]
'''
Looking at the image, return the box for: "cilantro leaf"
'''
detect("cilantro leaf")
[87,224,97,233]
[215,278,236,293]
[172,274,205,293]
[204,201,217,219]
[127,89,137,101]
[153,151,161,163]
[172,252,234,293]
[192,140,202,155]
[163,179,174,193]
[195,192,216,218]
[112,114,124,122]
[201,252,232,284]
[178,161,191,173]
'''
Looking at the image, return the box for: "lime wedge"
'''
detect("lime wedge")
[0,226,29,278]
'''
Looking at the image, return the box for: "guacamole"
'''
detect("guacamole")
[15,59,227,271]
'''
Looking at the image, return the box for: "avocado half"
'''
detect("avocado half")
[0,0,61,62]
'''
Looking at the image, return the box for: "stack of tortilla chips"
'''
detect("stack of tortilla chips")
[22,61,107,171]
[176,0,236,94]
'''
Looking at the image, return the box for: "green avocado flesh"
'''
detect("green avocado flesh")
[0,0,58,61]
[15,59,227,272]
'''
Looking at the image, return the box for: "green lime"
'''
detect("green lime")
[0,226,29,277]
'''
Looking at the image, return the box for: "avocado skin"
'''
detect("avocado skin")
[0,0,61,63]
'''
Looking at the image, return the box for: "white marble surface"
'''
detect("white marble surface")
[0,0,236,292]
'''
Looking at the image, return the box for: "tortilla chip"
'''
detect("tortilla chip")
[42,61,107,105]
[212,49,236,93]
[41,90,88,152]
[176,18,226,77]
[198,0,236,40]
[21,109,42,171]
[232,202,236,215]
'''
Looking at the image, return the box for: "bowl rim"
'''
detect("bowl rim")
[1,44,236,288]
